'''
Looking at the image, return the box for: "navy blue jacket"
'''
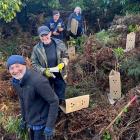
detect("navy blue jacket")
[45,18,65,40]
[67,12,84,36]
[12,68,59,129]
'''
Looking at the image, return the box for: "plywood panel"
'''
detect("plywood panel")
[109,70,121,99]
[71,18,78,35]
[60,95,90,114]
[125,32,136,52]
[68,46,76,60]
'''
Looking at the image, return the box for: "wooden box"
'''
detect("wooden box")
[109,70,121,99]
[60,95,90,114]
[71,18,78,35]
[68,46,76,60]
[125,32,136,52]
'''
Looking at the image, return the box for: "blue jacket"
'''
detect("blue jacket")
[45,18,65,40]
[12,69,59,129]
[67,12,84,33]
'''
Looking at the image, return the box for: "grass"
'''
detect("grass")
[0,114,29,140]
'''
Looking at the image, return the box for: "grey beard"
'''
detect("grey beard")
[12,67,26,80]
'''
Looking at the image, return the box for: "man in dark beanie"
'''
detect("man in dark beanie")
[7,55,59,140]
[45,10,65,40]
[31,25,68,105]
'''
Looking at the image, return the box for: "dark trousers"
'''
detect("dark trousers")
[49,73,66,101]
[68,27,82,39]
[29,128,45,140]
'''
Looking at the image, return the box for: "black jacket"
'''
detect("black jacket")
[12,68,59,129]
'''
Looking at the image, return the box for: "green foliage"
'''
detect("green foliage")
[113,47,124,61]
[102,131,111,140]
[96,30,110,44]
[128,24,140,33]
[0,0,22,22]
[115,117,121,125]
[0,112,28,139]
[5,116,19,132]
[67,38,77,47]
[96,30,115,45]
[121,57,140,81]
[103,0,127,5]
[115,108,127,125]
[0,51,4,61]
[123,107,128,113]
[0,0,139,23]
[119,0,127,5]
[68,35,87,53]
[0,42,17,59]
[76,38,86,53]
[4,116,28,140]
[48,0,61,9]
[89,98,95,108]
[68,36,85,46]
[65,86,82,98]
[124,3,140,14]
[0,112,4,122]
[68,0,85,10]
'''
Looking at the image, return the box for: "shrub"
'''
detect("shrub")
[121,57,140,81]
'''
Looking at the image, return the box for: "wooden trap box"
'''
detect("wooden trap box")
[60,95,90,114]
[68,46,76,60]
[109,70,121,99]
[125,32,136,52]
[71,18,78,35]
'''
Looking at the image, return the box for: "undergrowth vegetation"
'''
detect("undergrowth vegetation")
[0,113,28,140]
[121,56,140,82]
[96,30,117,45]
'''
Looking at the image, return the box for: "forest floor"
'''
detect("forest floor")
[0,72,140,140]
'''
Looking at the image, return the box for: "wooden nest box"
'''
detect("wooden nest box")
[60,95,90,114]
[109,70,121,99]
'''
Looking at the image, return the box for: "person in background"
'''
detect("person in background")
[31,25,68,105]
[45,10,65,40]
[67,6,84,38]
[7,55,59,140]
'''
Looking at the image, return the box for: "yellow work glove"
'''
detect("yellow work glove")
[57,63,65,71]
[44,68,55,78]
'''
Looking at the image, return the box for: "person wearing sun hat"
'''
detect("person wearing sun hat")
[7,54,59,140]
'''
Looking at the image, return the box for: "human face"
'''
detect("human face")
[9,63,26,80]
[75,8,80,14]
[40,32,52,45]
[53,14,60,22]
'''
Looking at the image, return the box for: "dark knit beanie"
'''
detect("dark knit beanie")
[7,55,25,69]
